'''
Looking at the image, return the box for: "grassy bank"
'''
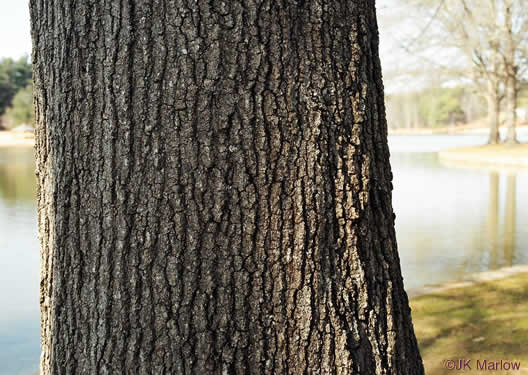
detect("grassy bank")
[411,272,528,374]
[0,130,35,148]
[439,143,528,168]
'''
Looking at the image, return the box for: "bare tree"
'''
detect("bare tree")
[431,0,504,142]
[501,0,528,143]
[396,0,528,143]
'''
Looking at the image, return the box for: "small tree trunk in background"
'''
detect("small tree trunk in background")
[486,88,501,144]
[505,76,518,144]
[31,1,424,374]
[412,97,420,129]
[504,2,518,144]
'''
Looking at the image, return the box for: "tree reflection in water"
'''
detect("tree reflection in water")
[486,171,517,270]
[0,148,36,203]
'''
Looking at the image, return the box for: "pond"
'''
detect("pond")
[1,133,527,374]
[390,134,528,291]
[0,147,40,375]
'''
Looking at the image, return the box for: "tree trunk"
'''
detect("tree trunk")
[505,75,518,144]
[31,1,424,374]
[504,1,518,144]
[486,88,500,144]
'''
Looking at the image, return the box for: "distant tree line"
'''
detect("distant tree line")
[386,86,483,129]
[0,56,33,130]
[386,0,528,143]
[386,83,528,129]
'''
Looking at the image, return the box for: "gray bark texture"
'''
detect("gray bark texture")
[31,1,424,374]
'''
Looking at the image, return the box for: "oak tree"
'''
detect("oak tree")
[31,1,424,374]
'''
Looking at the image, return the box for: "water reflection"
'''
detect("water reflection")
[0,148,36,203]
[0,147,40,375]
[482,172,518,270]
[488,172,500,268]
[504,174,516,267]
[392,150,528,290]
[488,172,517,269]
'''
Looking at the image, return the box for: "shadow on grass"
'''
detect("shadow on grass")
[411,274,528,374]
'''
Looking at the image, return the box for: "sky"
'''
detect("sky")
[0,2,32,59]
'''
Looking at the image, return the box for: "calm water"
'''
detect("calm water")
[0,147,40,375]
[390,135,528,291]
[1,134,528,374]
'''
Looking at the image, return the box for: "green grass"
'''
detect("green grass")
[411,273,528,374]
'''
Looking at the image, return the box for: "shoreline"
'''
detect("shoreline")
[438,143,528,168]
[0,130,35,148]
[407,264,528,298]
[389,124,528,136]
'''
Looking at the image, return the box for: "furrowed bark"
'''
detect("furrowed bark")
[31,1,424,374]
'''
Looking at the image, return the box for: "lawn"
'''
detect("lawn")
[411,272,528,374]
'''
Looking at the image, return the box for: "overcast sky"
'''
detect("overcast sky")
[0,2,31,59]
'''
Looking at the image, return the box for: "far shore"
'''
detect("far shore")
[439,143,528,168]
[0,129,35,148]
[407,264,528,298]
[389,123,528,136]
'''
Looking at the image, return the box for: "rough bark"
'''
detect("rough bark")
[31,1,424,374]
